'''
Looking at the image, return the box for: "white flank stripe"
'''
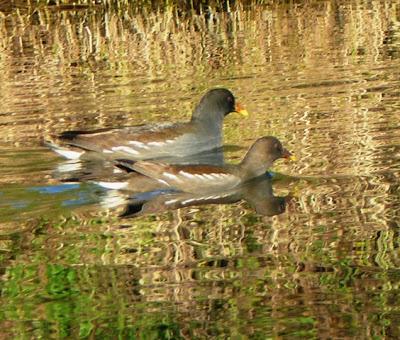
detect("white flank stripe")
[147,141,165,147]
[157,179,170,186]
[179,171,196,179]
[206,195,220,200]
[95,181,128,190]
[103,149,113,154]
[162,172,183,182]
[203,174,215,180]
[181,198,197,204]
[165,199,178,205]
[195,174,207,180]
[53,148,84,160]
[128,141,145,147]
[111,146,139,155]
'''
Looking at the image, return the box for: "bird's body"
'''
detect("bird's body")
[110,136,293,194]
[127,162,242,193]
[47,88,247,161]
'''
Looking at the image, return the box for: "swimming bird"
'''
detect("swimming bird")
[47,88,248,161]
[112,136,293,194]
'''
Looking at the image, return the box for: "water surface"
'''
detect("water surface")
[0,1,400,338]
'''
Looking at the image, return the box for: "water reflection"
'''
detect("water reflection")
[112,174,289,218]
[0,0,400,339]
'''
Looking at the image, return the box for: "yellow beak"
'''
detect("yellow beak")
[234,102,249,117]
[283,149,296,161]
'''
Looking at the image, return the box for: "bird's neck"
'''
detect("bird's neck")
[191,111,224,138]
[191,101,225,126]
[238,163,268,180]
[239,154,272,180]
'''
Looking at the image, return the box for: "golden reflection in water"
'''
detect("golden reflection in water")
[0,1,399,339]
[0,1,399,146]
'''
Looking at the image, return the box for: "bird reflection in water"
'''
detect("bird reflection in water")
[117,174,290,218]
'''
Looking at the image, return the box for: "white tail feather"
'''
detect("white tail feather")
[95,181,128,190]
[52,146,84,160]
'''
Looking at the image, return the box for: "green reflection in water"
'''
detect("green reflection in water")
[2,263,184,339]
[0,0,400,338]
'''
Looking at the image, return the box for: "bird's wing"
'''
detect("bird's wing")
[56,122,194,159]
[131,161,241,193]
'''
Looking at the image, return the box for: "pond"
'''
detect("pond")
[0,0,400,338]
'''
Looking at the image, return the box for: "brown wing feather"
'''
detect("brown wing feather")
[131,161,174,178]
[132,161,241,193]
[57,122,194,152]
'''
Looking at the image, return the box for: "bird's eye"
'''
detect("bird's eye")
[227,96,233,103]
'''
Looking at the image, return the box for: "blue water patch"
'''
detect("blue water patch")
[28,184,81,194]
[62,191,93,207]
[1,183,98,211]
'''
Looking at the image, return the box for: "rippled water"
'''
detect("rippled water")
[1,1,400,338]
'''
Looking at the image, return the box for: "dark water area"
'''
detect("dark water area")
[0,0,400,338]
